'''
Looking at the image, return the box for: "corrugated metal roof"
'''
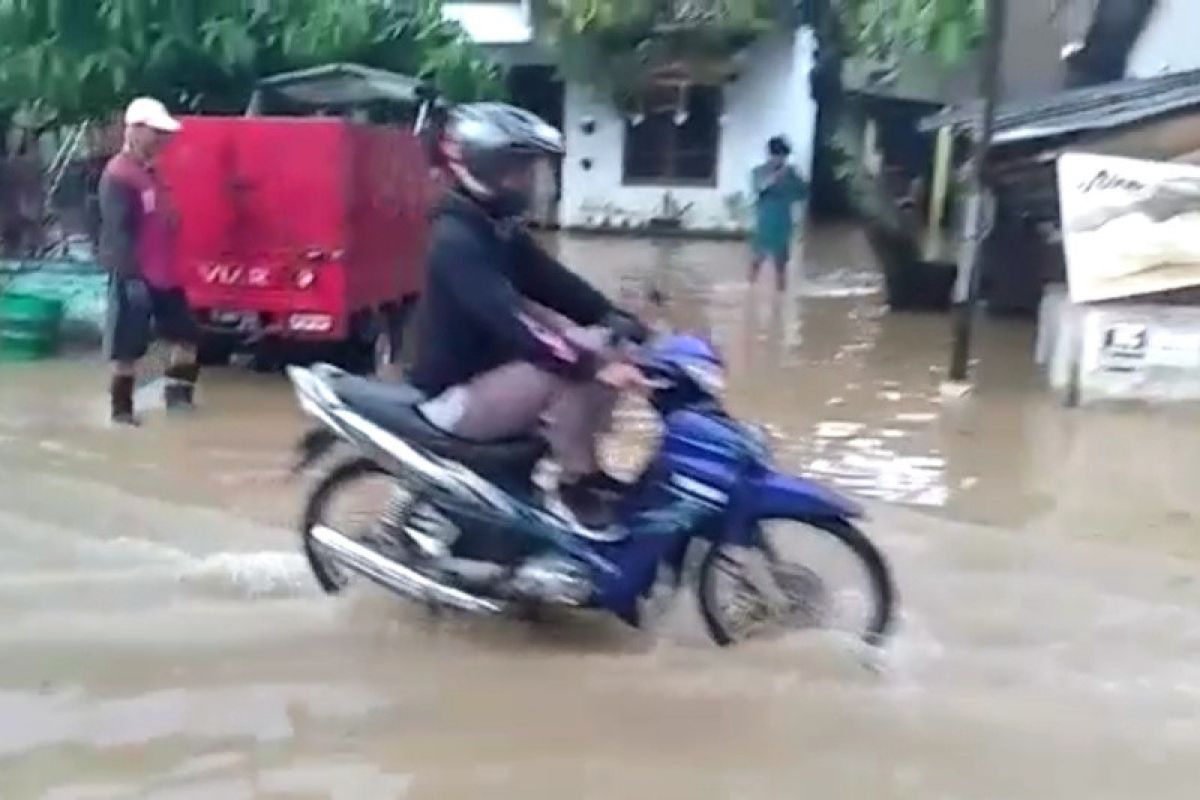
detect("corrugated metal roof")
[255,64,425,107]
[843,53,980,105]
[920,67,1200,145]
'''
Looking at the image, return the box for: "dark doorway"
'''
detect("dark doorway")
[507,65,565,213]
[507,65,564,130]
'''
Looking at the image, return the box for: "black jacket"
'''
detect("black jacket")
[408,191,616,396]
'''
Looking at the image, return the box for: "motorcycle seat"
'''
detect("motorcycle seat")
[331,374,548,478]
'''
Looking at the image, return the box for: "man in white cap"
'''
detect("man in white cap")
[98,97,200,425]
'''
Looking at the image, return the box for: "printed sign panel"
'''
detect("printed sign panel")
[1097,320,1148,373]
[1058,152,1200,303]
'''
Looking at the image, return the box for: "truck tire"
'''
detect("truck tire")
[197,336,236,366]
[379,298,418,375]
[342,302,416,377]
[336,309,384,375]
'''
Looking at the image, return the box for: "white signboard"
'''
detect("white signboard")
[1149,329,1200,369]
[1057,152,1200,303]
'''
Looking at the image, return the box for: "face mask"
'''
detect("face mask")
[449,156,536,219]
[489,185,533,218]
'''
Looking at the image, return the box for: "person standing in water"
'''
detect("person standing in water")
[750,136,808,291]
[99,97,201,426]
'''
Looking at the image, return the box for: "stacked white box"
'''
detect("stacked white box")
[1038,286,1200,405]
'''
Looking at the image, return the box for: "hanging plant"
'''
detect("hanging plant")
[535,0,785,109]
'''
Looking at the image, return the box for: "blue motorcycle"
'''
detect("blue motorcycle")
[288,333,895,647]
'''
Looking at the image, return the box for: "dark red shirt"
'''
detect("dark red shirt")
[98,152,179,288]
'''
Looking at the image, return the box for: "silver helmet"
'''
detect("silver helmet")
[441,102,564,216]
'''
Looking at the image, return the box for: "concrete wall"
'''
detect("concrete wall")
[1001,0,1069,101]
[1126,0,1200,78]
[559,29,818,233]
[442,1,534,46]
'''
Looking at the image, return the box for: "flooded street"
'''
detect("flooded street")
[4,227,1200,798]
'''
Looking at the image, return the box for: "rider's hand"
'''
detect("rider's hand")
[603,310,652,345]
[596,362,650,393]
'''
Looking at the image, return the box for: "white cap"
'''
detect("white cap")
[124,97,181,133]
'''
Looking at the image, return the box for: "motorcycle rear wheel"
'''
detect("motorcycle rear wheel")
[698,516,895,648]
[301,458,397,594]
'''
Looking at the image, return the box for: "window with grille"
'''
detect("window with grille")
[622,85,722,186]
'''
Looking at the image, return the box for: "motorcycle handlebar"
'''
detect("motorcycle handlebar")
[604,310,652,348]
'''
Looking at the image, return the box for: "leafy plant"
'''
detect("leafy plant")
[838,0,986,65]
[535,0,784,109]
[0,0,504,129]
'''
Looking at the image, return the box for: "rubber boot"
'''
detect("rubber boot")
[110,375,139,427]
[164,363,200,412]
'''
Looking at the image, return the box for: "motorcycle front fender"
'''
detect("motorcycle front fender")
[743,469,864,522]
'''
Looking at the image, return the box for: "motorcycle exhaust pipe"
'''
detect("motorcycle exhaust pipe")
[310,525,504,615]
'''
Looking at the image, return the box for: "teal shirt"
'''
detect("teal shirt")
[751,163,808,254]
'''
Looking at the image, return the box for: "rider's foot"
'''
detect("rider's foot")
[586,471,630,498]
[558,476,618,532]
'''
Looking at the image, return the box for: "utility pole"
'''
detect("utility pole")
[948,0,1006,383]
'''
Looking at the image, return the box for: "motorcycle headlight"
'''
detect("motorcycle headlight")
[682,361,727,397]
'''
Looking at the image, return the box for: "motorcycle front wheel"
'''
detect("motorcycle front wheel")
[698,516,895,648]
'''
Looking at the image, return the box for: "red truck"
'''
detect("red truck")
[158,64,438,371]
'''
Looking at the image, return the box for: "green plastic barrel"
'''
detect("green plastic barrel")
[0,292,65,361]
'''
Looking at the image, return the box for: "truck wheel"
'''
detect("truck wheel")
[337,311,385,375]
[251,339,287,373]
[197,337,235,367]
[381,298,418,376]
[360,305,413,377]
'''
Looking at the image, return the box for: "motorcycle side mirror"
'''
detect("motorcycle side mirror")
[415,71,439,102]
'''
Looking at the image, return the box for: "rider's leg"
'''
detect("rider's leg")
[421,349,622,528]
[543,326,619,482]
[437,362,559,440]
[542,376,616,480]
[422,360,617,476]
[425,324,618,457]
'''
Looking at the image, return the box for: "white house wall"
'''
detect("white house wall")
[560,29,818,233]
[442,1,534,46]
[1126,0,1200,78]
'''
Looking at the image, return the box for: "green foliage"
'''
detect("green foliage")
[534,0,983,109]
[543,0,777,34]
[0,0,504,126]
[838,0,986,64]
[535,0,783,108]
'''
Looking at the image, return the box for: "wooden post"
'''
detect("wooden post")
[948,0,1006,384]
[863,118,880,176]
[927,125,953,237]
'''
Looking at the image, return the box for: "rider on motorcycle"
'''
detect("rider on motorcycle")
[408,102,649,532]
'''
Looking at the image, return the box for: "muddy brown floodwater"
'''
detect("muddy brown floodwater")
[3,227,1200,799]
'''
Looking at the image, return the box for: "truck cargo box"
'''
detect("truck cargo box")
[160,115,432,342]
